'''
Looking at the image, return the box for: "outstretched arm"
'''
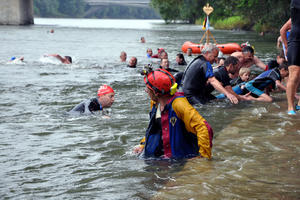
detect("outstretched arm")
[254,56,267,71]
[208,77,238,104]
[280,18,291,56]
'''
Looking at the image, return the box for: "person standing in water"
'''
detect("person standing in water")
[69,85,115,115]
[134,68,213,159]
[280,0,300,115]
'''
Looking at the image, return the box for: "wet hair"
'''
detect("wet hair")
[239,67,251,76]
[278,61,288,71]
[65,56,72,63]
[224,56,239,67]
[242,46,254,55]
[176,53,187,65]
[201,43,219,54]
[218,57,226,63]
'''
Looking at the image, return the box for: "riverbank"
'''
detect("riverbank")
[195,16,279,34]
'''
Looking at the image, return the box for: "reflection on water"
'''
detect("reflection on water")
[0,18,299,199]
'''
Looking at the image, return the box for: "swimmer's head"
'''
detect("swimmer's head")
[10,57,16,61]
[242,46,254,61]
[278,61,289,78]
[239,67,251,82]
[97,85,115,108]
[65,56,72,63]
[97,85,115,97]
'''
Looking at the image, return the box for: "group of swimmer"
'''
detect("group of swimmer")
[68,2,300,159]
[10,1,299,160]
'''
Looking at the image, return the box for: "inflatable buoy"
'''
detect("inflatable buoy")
[182,41,242,55]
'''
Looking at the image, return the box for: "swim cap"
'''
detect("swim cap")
[157,48,165,53]
[97,85,114,96]
[10,57,16,61]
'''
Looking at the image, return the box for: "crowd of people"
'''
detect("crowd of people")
[71,7,299,159]
[11,1,299,161]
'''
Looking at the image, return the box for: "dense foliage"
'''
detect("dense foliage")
[151,0,291,32]
[34,0,160,19]
[34,0,86,18]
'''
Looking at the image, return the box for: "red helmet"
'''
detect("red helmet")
[144,69,176,95]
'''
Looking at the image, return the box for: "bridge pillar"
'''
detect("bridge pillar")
[0,0,34,25]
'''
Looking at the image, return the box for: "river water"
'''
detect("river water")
[0,18,299,199]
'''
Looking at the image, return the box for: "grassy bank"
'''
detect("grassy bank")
[196,16,250,30]
[195,16,279,34]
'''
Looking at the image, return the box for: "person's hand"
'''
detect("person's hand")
[133,145,144,154]
[240,92,255,101]
[226,93,238,104]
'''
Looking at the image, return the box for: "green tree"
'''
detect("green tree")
[151,0,182,23]
[58,0,86,18]
[34,0,60,17]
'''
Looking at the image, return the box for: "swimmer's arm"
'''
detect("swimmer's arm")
[280,18,291,54]
[48,54,65,63]
[133,137,145,154]
[208,77,238,104]
[275,80,299,99]
[275,80,286,91]
[254,56,267,71]
[224,85,252,101]
[277,36,282,49]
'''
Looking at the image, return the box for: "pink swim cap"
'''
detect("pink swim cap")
[97,85,114,96]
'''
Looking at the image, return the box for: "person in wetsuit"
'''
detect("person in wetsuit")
[134,68,213,159]
[205,56,252,101]
[159,58,178,74]
[243,63,290,102]
[176,53,187,65]
[280,0,300,115]
[69,85,115,114]
[181,44,238,105]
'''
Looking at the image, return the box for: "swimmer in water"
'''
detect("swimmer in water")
[181,44,238,105]
[69,85,115,115]
[45,54,72,64]
[9,56,24,63]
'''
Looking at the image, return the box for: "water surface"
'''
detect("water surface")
[0,18,299,199]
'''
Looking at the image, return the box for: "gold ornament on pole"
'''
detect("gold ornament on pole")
[203,3,213,16]
[199,3,217,45]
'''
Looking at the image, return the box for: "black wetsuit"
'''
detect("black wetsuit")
[69,98,102,114]
[206,66,232,99]
[159,66,179,74]
[288,0,300,66]
[127,65,136,68]
[181,55,214,105]
[230,77,243,86]
[266,60,279,71]
[174,71,184,86]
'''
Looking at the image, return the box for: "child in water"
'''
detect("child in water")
[230,67,251,86]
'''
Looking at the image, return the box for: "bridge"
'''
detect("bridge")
[0,0,152,25]
[85,0,150,7]
[0,0,34,25]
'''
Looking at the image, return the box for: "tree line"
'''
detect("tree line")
[33,0,160,19]
[151,0,291,32]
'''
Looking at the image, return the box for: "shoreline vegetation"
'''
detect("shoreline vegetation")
[34,0,290,34]
[151,0,290,34]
